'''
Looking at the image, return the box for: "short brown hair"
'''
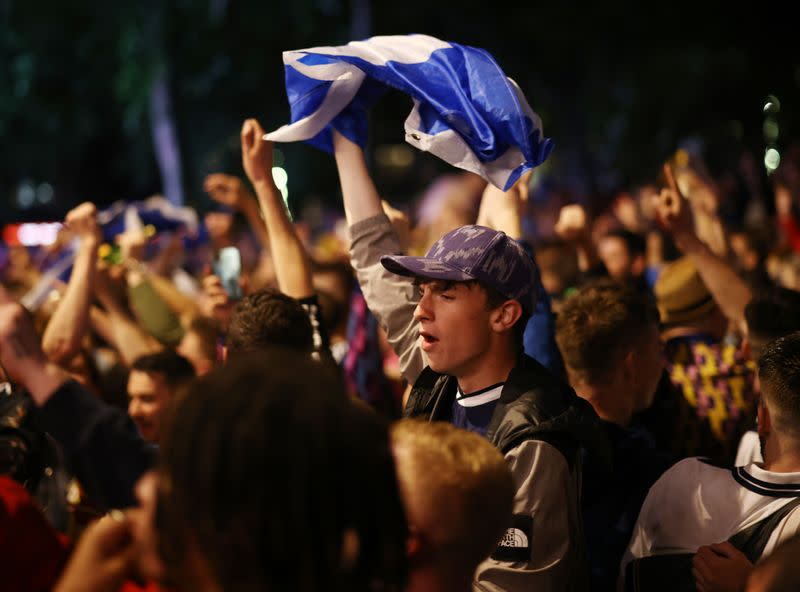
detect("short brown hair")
[555,279,659,385]
[226,288,313,355]
[758,332,800,439]
[390,419,513,568]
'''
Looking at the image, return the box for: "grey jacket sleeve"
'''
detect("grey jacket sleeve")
[348,214,426,384]
[474,439,586,592]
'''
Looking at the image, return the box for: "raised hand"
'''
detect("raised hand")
[64,202,102,244]
[54,511,137,592]
[0,297,48,383]
[197,273,234,328]
[115,229,147,262]
[203,173,253,212]
[656,163,695,241]
[554,203,590,243]
[241,118,275,187]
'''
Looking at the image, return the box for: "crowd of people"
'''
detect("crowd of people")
[2,107,800,592]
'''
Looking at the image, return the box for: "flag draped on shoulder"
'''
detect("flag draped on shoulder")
[265,34,554,191]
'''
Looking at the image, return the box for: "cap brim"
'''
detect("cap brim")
[380,255,474,282]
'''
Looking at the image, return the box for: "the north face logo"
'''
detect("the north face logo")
[492,514,533,562]
[498,527,529,548]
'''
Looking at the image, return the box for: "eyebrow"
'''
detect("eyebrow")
[413,279,457,291]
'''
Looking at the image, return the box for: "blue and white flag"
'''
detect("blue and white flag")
[97,195,199,243]
[20,196,200,311]
[265,34,554,191]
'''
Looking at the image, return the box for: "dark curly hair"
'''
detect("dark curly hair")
[225,288,314,355]
[157,348,408,592]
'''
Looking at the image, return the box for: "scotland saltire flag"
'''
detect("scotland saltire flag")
[265,34,554,191]
[20,196,199,311]
[97,195,199,243]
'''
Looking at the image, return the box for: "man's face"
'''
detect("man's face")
[413,280,495,378]
[128,370,172,443]
[598,236,633,280]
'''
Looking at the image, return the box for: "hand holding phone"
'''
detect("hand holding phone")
[213,246,242,300]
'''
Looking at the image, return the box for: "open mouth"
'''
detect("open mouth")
[420,331,439,348]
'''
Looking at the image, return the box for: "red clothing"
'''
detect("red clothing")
[778,213,800,253]
[0,476,71,592]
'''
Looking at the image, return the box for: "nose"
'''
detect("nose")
[129,399,141,419]
[413,289,433,323]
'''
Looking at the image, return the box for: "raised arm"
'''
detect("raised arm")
[554,203,601,273]
[240,118,314,299]
[475,175,564,374]
[333,131,384,225]
[89,305,161,367]
[115,230,184,346]
[203,173,270,250]
[658,163,751,329]
[332,130,424,384]
[0,295,154,509]
[41,203,101,364]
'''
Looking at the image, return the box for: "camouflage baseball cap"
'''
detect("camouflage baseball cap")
[381,225,537,314]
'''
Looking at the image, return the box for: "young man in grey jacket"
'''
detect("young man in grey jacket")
[332,130,601,591]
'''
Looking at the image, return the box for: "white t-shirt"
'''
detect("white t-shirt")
[735,430,763,466]
[622,458,800,575]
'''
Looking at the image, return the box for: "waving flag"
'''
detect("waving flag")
[96,195,199,243]
[20,196,200,311]
[265,34,554,190]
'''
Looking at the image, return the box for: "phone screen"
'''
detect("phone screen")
[213,246,242,300]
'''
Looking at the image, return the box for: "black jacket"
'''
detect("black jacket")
[405,353,606,467]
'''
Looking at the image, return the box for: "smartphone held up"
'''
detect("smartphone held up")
[213,246,243,300]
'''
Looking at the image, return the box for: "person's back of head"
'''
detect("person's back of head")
[158,348,408,592]
[390,419,513,582]
[555,279,662,421]
[756,332,800,444]
[745,287,800,361]
[225,288,314,357]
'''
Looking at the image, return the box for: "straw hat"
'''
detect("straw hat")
[654,256,716,326]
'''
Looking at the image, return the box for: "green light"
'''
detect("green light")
[765,148,781,171]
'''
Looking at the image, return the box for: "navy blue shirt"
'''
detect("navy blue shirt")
[450,383,503,437]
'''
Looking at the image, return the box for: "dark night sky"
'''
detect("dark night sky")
[1,0,797,224]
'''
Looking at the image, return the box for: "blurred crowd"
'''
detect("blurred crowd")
[2,114,800,592]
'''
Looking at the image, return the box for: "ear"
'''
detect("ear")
[490,300,523,333]
[221,346,228,364]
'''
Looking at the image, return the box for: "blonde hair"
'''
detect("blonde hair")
[390,419,513,568]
